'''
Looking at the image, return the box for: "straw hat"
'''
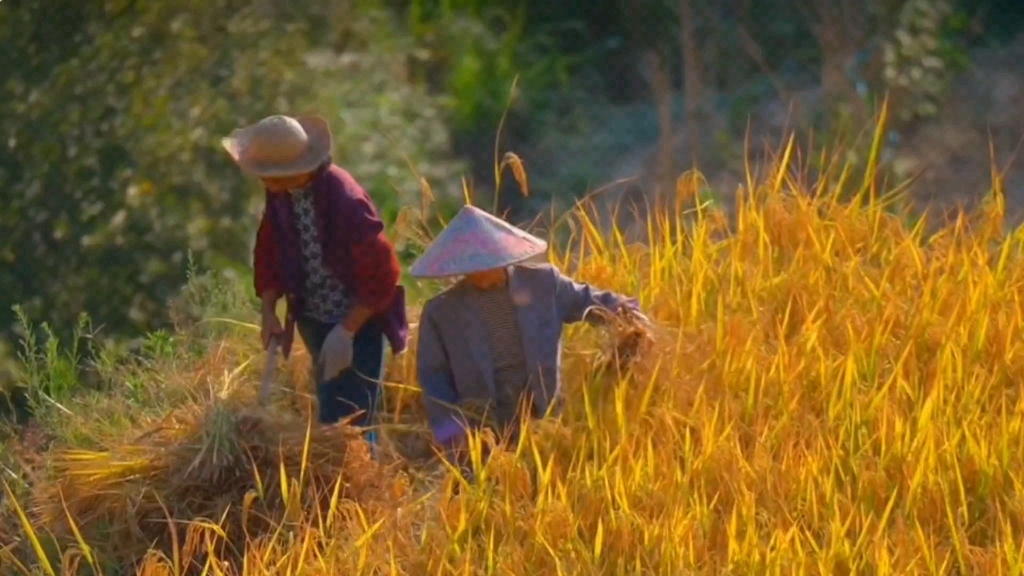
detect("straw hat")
[221,115,332,177]
[410,205,548,278]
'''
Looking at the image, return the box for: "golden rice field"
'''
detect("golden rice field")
[4,138,1024,574]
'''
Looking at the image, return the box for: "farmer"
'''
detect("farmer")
[412,205,647,465]
[222,114,408,441]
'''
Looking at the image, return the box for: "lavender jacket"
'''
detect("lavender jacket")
[416,263,639,444]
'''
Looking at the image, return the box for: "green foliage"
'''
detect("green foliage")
[880,0,966,122]
[11,305,94,411]
[167,254,261,347]
[0,0,464,352]
[404,0,577,150]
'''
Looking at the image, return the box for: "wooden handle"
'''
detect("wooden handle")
[259,338,279,406]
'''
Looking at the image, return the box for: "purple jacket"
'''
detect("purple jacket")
[254,164,408,357]
[416,263,639,444]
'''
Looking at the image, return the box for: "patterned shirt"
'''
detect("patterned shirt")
[253,164,408,357]
[291,187,350,323]
[468,284,531,431]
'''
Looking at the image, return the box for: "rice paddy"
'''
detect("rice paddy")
[3,129,1024,574]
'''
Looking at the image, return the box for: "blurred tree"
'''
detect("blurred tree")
[797,0,872,122]
[400,0,579,217]
[791,0,971,130]
[0,0,1013,368]
[0,0,463,352]
[678,0,705,166]
[879,0,966,124]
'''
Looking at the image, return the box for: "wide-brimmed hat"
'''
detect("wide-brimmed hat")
[221,115,332,178]
[410,205,548,278]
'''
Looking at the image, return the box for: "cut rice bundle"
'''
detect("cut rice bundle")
[33,400,404,569]
[590,306,656,374]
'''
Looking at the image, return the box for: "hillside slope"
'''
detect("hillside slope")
[3,156,1024,574]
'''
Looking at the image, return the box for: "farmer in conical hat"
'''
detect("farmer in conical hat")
[222,115,408,440]
[412,205,647,463]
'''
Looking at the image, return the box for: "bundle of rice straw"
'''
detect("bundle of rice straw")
[0,501,15,551]
[33,400,401,568]
[589,306,656,374]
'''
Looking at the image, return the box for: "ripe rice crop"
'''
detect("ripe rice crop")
[4,128,1024,574]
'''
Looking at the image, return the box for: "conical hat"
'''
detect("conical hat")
[410,205,548,278]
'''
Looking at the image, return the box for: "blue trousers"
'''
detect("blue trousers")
[296,317,385,432]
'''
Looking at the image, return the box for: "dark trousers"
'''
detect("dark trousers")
[296,316,386,428]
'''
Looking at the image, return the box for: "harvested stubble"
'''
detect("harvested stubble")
[32,400,406,568]
[0,497,15,551]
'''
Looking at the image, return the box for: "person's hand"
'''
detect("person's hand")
[617,304,652,328]
[320,323,355,380]
[629,309,653,328]
[261,307,284,349]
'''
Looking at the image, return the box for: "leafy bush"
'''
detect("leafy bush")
[0,1,465,353]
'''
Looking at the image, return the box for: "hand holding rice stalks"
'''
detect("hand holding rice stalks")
[588,306,656,373]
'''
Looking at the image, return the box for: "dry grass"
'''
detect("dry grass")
[5,124,1024,573]
[33,404,399,567]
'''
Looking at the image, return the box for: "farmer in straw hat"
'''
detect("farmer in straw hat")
[412,205,648,469]
[222,114,408,443]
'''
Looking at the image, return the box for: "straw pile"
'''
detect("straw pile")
[32,400,401,568]
[0,499,15,551]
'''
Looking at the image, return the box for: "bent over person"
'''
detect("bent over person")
[222,115,408,441]
[411,205,647,465]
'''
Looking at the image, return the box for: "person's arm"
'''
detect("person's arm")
[260,290,279,315]
[254,208,296,354]
[329,171,401,334]
[552,266,640,325]
[340,302,376,334]
[253,208,281,303]
[416,306,466,446]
